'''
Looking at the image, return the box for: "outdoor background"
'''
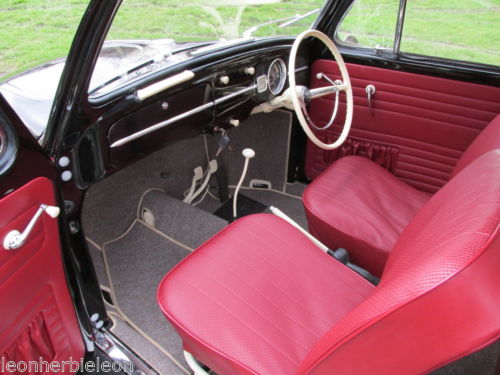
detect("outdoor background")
[1,0,499,80]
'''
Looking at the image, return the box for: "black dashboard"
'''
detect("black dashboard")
[75,38,310,186]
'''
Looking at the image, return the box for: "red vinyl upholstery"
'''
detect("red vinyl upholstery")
[452,113,500,177]
[305,60,500,193]
[158,150,500,375]
[304,113,500,275]
[303,156,430,276]
[0,177,84,373]
[158,214,375,375]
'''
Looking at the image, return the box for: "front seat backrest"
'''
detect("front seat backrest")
[451,113,500,177]
[298,150,500,375]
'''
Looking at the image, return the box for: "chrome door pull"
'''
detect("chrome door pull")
[365,84,376,111]
[3,204,60,250]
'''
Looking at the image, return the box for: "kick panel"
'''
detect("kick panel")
[306,60,500,193]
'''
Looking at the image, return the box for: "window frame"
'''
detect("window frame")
[315,0,500,86]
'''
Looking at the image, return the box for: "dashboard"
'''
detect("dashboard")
[75,38,310,185]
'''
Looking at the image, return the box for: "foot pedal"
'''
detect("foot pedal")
[183,166,203,203]
[186,160,218,205]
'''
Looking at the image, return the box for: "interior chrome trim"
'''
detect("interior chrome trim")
[294,66,308,73]
[394,0,407,53]
[135,70,195,102]
[214,84,257,105]
[110,102,213,148]
[94,328,158,375]
[111,85,257,148]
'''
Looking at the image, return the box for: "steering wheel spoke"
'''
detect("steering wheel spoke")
[288,30,353,150]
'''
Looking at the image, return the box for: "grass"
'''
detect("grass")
[0,0,499,80]
[338,0,500,65]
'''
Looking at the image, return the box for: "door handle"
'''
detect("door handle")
[365,84,376,112]
[3,204,60,250]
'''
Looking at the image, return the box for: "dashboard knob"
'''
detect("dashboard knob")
[219,75,230,85]
[229,119,240,127]
[244,66,255,75]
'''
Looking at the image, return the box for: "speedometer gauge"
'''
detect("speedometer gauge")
[267,58,287,95]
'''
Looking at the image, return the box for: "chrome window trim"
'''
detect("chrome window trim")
[393,0,407,54]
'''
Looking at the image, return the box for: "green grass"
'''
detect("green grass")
[1,0,499,80]
[338,0,500,66]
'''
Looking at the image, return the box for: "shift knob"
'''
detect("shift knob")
[242,148,255,158]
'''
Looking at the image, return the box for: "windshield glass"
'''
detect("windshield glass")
[90,0,324,96]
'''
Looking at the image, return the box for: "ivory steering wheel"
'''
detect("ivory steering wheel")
[288,29,353,150]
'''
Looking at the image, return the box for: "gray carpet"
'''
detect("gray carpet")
[206,110,292,192]
[83,135,209,246]
[83,111,293,246]
[140,190,227,248]
[285,182,307,197]
[108,312,187,375]
[103,221,190,373]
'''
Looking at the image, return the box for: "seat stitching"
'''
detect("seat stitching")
[185,259,315,352]
[217,234,342,323]
[176,274,301,368]
[200,249,331,336]
[230,223,359,312]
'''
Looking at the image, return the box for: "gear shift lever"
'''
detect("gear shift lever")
[233,148,255,220]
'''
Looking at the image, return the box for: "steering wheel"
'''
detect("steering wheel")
[288,29,353,150]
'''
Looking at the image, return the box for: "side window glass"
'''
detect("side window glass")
[335,0,399,50]
[401,1,500,66]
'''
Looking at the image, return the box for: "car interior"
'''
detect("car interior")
[77,29,500,375]
[1,1,498,374]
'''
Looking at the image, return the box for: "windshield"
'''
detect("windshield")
[90,0,325,96]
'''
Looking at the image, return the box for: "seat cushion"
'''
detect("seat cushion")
[303,156,430,276]
[158,214,374,375]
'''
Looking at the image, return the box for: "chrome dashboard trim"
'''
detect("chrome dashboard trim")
[214,84,257,105]
[110,84,257,148]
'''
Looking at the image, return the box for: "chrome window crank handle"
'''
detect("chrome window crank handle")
[3,204,60,250]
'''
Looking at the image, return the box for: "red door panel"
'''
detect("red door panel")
[0,177,84,374]
[305,60,500,193]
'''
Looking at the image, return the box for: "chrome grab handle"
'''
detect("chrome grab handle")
[3,204,60,250]
[365,84,376,111]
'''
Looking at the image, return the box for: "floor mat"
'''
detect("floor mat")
[139,190,227,249]
[83,136,209,246]
[103,220,191,373]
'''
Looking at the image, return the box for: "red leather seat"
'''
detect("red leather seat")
[303,114,500,276]
[158,150,500,375]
